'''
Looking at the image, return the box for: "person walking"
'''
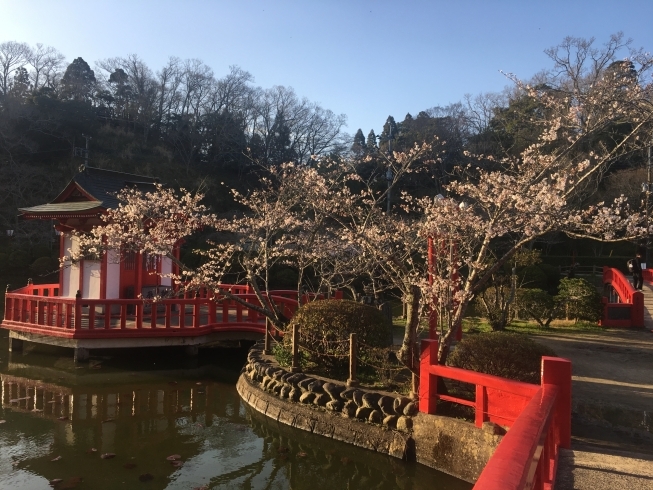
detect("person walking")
[631,252,644,290]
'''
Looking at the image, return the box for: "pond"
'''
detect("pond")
[0,334,471,490]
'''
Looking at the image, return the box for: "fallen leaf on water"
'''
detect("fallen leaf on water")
[138,473,154,482]
[123,463,137,469]
[100,453,115,459]
[0,420,5,424]
[88,448,98,453]
[197,390,204,394]
[57,416,68,421]
[102,418,115,423]
[166,454,181,461]
[49,478,63,486]
[195,382,202,385]
[297,452,307,457]
[51,456,62,462]
[170,461,183,467]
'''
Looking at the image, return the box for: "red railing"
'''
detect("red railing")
[601,267,644,328]
[3,285,301,339]
[419,338,571,490]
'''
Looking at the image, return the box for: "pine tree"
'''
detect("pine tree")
[366,129,377,150]
[61,57,96,101]
[351,128,367,155]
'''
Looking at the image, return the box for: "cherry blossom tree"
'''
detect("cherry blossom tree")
[67,53,652,386]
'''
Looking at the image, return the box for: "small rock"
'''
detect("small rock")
[342,400,357,417]
[307,380,324,393]
[299,392,316,404]
[326,400,344,412]
[352,390,364,407]
[289,388,301,402]
[382,415,398,428]
[323,382,345,401]
[368,410,383,424]
[403,402,418,417]
[393,397,411,414]
[396,416,413,432]
[286,373,306,386]
[355,406,373,420]
[297,377,315,392]
[313,393,330,407]
[362,392,382,409]
[378,396,396,416]
[340,388,358,400]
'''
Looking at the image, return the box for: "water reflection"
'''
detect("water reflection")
[0,339,470,490]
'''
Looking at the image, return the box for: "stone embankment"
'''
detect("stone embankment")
[237,342,503,483]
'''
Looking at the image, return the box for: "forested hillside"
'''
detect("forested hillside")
[0,33,650,267]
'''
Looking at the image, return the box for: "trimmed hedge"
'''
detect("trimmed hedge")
[284,299,391,371]
[447,332,556,384]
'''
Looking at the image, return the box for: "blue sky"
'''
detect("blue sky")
[1,0,651,136]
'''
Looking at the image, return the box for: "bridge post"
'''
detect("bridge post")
[346,333,359,387]
[8,336,23,353]
[290,323,301,373]
[74,347,89,363]
[264,318,271,354]
[541,356,572,449]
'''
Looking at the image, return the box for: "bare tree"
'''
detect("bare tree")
[27,43,65,93]
[0,41,31,96]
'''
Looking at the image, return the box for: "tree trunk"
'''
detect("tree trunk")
[398,285,421,375]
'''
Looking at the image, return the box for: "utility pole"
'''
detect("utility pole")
[73,134,91,168]
[646,144,651,269]
[386,124,393,214]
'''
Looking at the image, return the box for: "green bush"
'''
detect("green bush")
[30,256,60,276]
[515,288,559,328]
[8,250,30,270]
[557,278,602,322]
[285,299,391,372]
[447,332,556,384]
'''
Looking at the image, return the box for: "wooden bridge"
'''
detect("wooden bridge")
[2,283,330,361]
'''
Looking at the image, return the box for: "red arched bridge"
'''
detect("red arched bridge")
[2,283,338,360]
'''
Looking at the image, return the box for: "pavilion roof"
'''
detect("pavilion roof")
[19,166,159,219]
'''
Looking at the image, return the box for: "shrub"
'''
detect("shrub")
[284,299,391,372]
[447,332,557,384]
[515,288,559,328]
[557,278,602,322]
[8,250,30,270]
[30,256,59,276]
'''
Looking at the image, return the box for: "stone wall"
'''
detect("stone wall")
[238,342,503,483]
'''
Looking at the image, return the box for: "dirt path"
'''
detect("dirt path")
[535,329,653,453]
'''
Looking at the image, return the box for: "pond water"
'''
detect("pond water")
[0,334,471,490]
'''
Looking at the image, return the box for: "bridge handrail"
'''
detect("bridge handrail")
[602,266,644,328]
[419,339,571,490]
[3,289,299,336]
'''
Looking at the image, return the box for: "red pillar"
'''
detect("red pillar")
[541,356,572,449]
[419,338,439,414]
